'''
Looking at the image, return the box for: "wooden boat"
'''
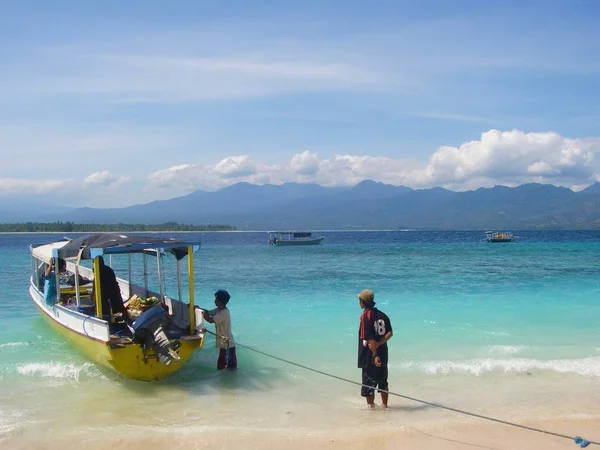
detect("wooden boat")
[28,233,206,381]
[268,231,324,246]
[485,231,513,242]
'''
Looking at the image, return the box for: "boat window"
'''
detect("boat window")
[293,232,311,238]
[32,257,44,290]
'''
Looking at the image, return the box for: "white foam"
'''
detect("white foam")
[488,345,525,355]
[0,409,26,439]
[396,356,600,377]
[482,331,511,336]
[0,342,32,349]
[16,362,96,380]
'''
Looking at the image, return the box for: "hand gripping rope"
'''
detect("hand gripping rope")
[203,329,597,448]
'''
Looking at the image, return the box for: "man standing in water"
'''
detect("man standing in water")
[202,290,237,370]
[357,289,393,408]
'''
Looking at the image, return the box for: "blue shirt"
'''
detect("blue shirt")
[43,271,57,305]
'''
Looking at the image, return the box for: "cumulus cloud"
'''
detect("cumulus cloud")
[420,130,598,188]
[83,170,130,189]
[287,151,320,175]
[147,164,200,190]
[6,129,599,206]
[213,155,257,178]
[144,129,600,195]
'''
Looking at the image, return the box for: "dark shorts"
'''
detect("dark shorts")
[217,347,237,370]
[361,364,388,397]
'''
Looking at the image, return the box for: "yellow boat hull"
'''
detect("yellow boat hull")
[38,304,204,381]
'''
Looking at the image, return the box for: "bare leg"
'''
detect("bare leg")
[366,395,375,408]
[380,392,389,408]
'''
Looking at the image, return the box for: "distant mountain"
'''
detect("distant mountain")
[0,199,73,223]
[6,181,600,230]
[350,180,412,199]
[581,182,600,194]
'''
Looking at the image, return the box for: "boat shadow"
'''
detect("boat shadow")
[114,347,289,396]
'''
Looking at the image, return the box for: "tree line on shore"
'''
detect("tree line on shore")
[0,222,236,232]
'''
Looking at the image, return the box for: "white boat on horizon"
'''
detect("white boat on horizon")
[268,231,325,246]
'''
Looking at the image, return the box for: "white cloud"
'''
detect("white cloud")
[212,155,257,178]
[83,170,130,189]
[5,129,600,206]
[0,178,69,194]
[287,151,320,175]
[1,49,387,103]
[148,164,199,190]
[144,129,600,197]
[420,130,598,187]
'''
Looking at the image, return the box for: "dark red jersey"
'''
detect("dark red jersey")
[358,307,392,368]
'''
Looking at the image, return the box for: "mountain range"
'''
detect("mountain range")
[4,181,600,230]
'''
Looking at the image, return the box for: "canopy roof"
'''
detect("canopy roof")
[268,231,314,236]
[31,239,70,264]
[32,233,200,261]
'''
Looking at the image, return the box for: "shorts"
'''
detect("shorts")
[361,364,388,397]
[217,347,237,370]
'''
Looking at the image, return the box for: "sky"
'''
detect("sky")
[0,0,599,208]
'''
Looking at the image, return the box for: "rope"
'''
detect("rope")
[82,314,91,337]
[202,329,597,448]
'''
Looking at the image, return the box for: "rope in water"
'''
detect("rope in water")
[203,329,597,448]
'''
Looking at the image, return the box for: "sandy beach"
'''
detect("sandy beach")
[4,417,598,450]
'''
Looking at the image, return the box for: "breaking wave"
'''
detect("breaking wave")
[0,342,32,349]
[16,362,98,380]
[396,356,600,377]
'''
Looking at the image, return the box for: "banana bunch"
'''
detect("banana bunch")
[128,296,159,310]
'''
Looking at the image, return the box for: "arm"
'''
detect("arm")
[45,260,53,278]
[377,331,393,346]
[205,308,228,325]
[203,312,215,324]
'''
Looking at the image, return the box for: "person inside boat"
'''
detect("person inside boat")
[91,256,131,323]
[42,258,66,305]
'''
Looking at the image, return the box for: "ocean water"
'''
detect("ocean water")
[1,230,600,447]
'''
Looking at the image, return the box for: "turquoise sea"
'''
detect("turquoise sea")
[1,231,600,448]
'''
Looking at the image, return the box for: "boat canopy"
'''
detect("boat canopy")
[268,231,313,237]
[292,232,312,238]
[31,239,70,264]
[48,233,200,261]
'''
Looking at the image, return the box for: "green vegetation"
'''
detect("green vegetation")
[0,222,236,232]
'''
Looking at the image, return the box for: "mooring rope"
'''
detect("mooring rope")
[203,329,597,448]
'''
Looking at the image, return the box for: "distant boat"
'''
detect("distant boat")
[485,231,513,242]
[268,231,324,246]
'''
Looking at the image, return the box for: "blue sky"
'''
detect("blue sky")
[1,0,599,207]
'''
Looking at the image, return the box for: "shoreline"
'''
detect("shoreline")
[4,417,598,450]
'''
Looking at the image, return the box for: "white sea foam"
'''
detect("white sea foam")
[0,342,32,349]
[396,356,600,377]
[16,362,96,380]
[482,331,511,337]
[0,409,25,439]
[488,345,525,355]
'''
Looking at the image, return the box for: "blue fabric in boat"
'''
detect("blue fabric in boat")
[164,325,187,339]
[132,305,167,331]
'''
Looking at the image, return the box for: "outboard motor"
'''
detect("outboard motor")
[132,305,181,365]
